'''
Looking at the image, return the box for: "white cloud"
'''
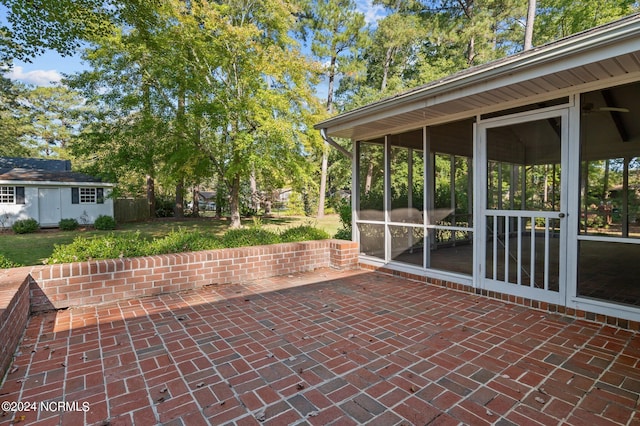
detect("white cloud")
[5,66,63,86]
[356,0,386,26]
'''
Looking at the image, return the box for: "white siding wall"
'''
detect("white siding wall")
[60,187,114,225]
[0,187,38,228]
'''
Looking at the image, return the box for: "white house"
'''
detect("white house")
[0,157,115,228]
[316,14,640,323]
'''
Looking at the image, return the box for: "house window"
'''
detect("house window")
[0,186,15,204]
[80,188,96,203]
[0,186,25,204]
[72,187,105,204]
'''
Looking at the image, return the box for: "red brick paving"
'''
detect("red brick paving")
[1,268,639,425]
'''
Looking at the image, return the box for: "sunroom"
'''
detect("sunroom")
[316,14,640,323]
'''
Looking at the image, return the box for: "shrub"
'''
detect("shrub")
[155,195,175,218]
[0,253,21,268]
[334,227,352,240]
[222,228,281,248]
[146,229,223,254]
[280,225,330,242]
[46,224,332,264]
[48,232,148,263]
[333,199,352,240]
[59,218,79,231]
[12,218,39,234]
[94,215,116,230]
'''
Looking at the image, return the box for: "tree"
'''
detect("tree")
[533,0,638,45]
[369,0,424,93]
[300,0,367,218]
[65,10,172,215]
[0,0,116,62]
[0,74,30,157]
[21,85,86,157]
[164,0,323,227]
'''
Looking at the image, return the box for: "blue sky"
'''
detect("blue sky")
[4,0,385,87]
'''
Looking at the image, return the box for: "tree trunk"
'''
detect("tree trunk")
[250,166,260,213]
[603,159,610,200]
[146,175,155,218]
[229,174,242,228]
[467,35,476,65]
[524,0,537,51]
[174,180,184,218]
[192,186,200,216]
[365,160,374,194]
[381,46,394,92]
[317,145,328,218]
[317,54,338,219]
[215,174,224,219]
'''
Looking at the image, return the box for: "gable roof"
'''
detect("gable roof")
[0,168,107,184]
[315,13,640,141]
[0,157,112,186]
[0,157,71,172]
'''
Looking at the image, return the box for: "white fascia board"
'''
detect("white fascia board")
[0,180,116,187]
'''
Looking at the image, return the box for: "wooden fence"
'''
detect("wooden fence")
[114,198,150,223]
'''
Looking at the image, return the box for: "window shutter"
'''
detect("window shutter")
[15,187,25,204]
[97,188,104,204]
[72,187,79,204]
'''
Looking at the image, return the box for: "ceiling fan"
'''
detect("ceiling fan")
[582,102,630,114]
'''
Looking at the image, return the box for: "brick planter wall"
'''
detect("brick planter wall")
[27,239,359,312]
[0,268,31,378]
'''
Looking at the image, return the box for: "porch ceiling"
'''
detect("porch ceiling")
[316,14,640,142]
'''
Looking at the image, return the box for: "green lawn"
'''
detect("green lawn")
[0,215,341,266]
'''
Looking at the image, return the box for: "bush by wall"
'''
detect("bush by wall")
[11,218,39,234]
[94,215,116,230]
[46,225,331,264]
[280,225,330,242]
[59,218,80,231]
[0,253,21,268]
[48,232,147,263]
[221,228,281,248]
[145,229,223,254]
[334,199,352,240]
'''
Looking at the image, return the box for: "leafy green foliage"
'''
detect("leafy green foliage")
[48,232,147,263]
[0,253,22,269]
[0,76,31,157]
[280,225,330,243]
[221,228,281,248]
[59,218,79,231]
[46,223,332,264]
[12,218,39,234]
[334,199,352,240]
[145,230,223,255]
[94,215,116,230]
[155,196,175,218]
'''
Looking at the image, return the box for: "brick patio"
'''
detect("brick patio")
[1,268,639,425]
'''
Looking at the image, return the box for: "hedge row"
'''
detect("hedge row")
[46,225,330,264]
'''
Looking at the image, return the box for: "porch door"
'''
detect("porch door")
[478,110,569,305]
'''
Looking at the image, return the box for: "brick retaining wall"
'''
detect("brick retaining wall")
[27,239,359,312]
[0,268,31,379]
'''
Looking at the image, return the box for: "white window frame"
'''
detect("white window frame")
[79,187,97,204]
[0,186,15,204]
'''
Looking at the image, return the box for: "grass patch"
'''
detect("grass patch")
[0,215,340,266]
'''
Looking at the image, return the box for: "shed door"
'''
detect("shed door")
[478,109,569,305]
[38,188,61,226]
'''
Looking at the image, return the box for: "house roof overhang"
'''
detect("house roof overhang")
[0,168,115,187]
[315,13,640,142]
